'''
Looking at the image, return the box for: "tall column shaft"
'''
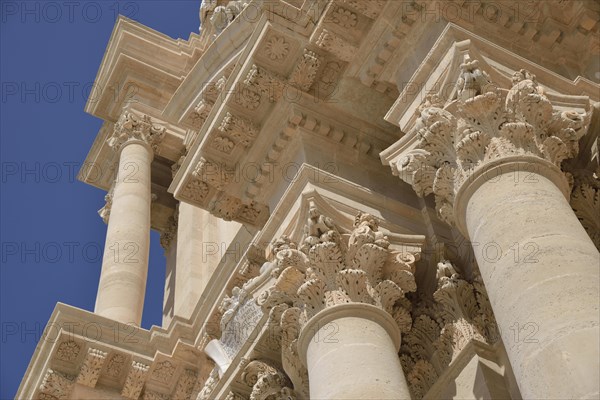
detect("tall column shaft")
[458,160,600,399]
[174,203,241,319]
[95,141,152,325]
[298,304,412,400]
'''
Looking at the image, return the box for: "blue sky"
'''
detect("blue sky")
[0,1,200,398]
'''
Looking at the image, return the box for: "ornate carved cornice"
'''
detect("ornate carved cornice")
[29,331,209,400]
[178,157,270,227]
[355,1,600,92]
[108,111,166,153]
[389,57,591,226]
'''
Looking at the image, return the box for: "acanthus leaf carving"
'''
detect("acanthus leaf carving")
[400,260,500,398]
[245,64,286,102]
[338,0,385,19]
[392,57,591,226]
[197,368,219,400]
[172,369,198,400]
[259,206,419,335]
[76,348,107,388]
[288,50,321,92]
[108,112,166,153]
[38,369,75,400]
[241,360,295,400]
[121,361,150,400]
[218,112,260,148]
[193,158,234,191]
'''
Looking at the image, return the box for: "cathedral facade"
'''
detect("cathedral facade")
[18,1,600,399]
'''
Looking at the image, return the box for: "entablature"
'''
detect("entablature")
[347,0,599,94]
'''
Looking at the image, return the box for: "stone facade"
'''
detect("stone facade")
[18,1,599,399]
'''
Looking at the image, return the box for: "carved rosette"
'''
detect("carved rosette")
[394,57,591,225]
[55,340,81,362]
[108,112,166,153]
[399,261,500,399]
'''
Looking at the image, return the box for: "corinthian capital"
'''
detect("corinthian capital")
[394,56,591,225]
[258,205,419,334]
[107,111,166,153]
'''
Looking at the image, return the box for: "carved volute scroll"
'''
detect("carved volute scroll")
[395,56,591,225]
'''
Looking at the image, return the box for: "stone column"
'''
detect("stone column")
[455,157,599,400]
[389,62,599,399]
[174,202,242,320]
[298,304,410,400]
[94,112,164,325]
[260,209,418,400]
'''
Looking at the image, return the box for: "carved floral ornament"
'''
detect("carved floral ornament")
[400,261,500,398]
[394,57,591,225]
[107,112,166,153]
[192,205,500,399]
[257,207,419,334]
[213,204,497,400]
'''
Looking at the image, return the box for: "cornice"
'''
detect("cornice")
[85,16,203,122]
[349,0,600,92]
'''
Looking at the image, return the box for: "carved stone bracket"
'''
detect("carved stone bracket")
[121,361,150,399]
[179,157,270,227]
[76,348,108,388]
[392,57,591,226]
[38,369,75,400]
